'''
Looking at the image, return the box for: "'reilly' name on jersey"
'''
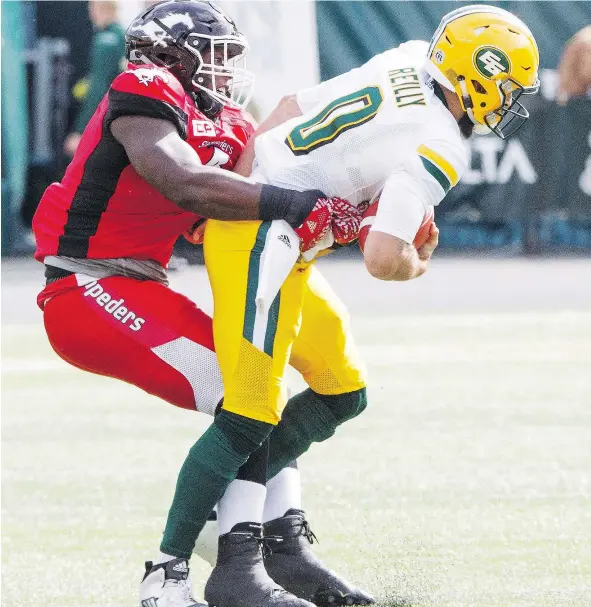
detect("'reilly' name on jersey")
[389,67,426,107]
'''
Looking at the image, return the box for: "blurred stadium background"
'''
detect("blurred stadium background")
[2,0,591,255]
[2,2,591,607]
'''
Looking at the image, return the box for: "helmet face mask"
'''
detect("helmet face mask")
[187,33,254,111]
[126,0,254,117]
[425,4,540,139]
[482,77,539,139]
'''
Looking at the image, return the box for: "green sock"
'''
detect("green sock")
[267,388,367,480]
[160,410,273,558]
[267,389,337,479]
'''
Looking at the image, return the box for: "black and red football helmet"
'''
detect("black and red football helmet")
[126,0,254,118]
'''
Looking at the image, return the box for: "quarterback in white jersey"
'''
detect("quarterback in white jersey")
[254,39,467,219]
[247,38,467,266]
[238,4,539,280]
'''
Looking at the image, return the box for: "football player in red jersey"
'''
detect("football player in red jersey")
[32,2,365,607]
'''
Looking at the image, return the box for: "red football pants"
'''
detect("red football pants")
[40,274,223,414]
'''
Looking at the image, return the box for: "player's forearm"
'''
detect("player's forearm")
[111,115,321,226]
[257,95,302,134]
[365,251,427,281]
[388,254,428,281]
[233,138,257,177]
[363,231,427,281]
[171,167,320,226]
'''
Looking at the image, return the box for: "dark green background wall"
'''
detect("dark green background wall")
[316,1,591,250]
[317,1,590,79]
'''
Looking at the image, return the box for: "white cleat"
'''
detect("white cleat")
[140,557,206,607]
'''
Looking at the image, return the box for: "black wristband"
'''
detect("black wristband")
[259,184,325,228]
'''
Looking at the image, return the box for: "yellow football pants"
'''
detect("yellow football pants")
[204,219,367,425]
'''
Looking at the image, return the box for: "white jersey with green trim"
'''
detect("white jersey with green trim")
[253,40,469,211]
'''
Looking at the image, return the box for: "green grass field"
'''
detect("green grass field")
[2,310,591,607]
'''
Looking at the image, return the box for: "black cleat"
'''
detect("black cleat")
[204,522,316,607]
[263,510,375,607]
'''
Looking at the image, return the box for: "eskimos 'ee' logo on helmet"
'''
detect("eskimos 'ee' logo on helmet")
[474,47,511,79]
[425,5,540,139]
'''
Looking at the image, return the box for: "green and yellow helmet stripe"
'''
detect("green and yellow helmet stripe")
[417,144,459,193]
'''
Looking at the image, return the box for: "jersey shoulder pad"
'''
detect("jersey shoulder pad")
[415,134,468,194]
[377,40,429,74]
[397,40,430,60]
[110,67,186,109]
[107,67,189,139]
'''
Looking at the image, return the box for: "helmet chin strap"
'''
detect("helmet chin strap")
[458,76,499,135]
[472,123,493,136]
[466,105,489,133]
[457,77,476,124]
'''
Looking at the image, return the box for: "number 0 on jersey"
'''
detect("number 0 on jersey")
[286,86,384,156]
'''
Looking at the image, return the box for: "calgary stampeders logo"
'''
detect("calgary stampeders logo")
[197,139,235,169]
[199,145,231,168]
[83,281,145,331]
[189,120,236,168]
[132,67,170,87]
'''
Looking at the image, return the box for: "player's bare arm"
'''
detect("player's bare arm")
[234,94,302,177]
[364,227,437,281]
[110,114,320,227]
[359,166,442,281]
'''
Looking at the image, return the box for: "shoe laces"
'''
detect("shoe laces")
[298,518,319,545]
[163,577,195,603]
[264,518,318,549]
[258,534,282,559]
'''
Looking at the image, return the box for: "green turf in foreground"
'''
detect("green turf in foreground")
[2,313,590,607]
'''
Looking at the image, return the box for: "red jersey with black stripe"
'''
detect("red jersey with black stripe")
[33,65,254,267]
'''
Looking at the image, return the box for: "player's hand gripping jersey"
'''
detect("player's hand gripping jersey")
[33,65,254,270]
[253,41,469,246]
